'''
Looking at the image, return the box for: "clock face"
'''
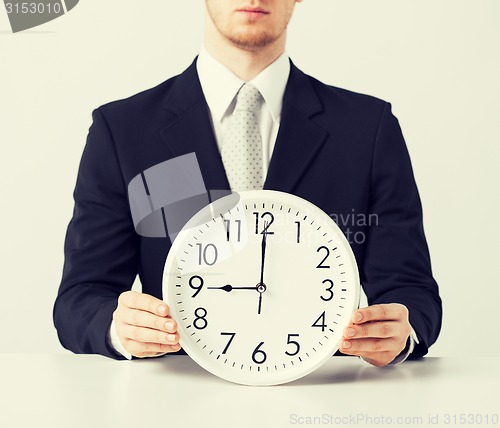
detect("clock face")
[163,190,360,385]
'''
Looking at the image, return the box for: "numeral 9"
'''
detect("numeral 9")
[189,275,204,298]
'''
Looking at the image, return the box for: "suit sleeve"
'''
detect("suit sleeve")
[53,108,138,359]
[361,102,442,358]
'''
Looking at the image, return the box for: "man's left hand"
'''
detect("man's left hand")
[339,303,411,367]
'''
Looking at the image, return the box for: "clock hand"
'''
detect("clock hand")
[257,284,266,315]
[207,285,257,292]
[260,225,267,286]
[258,222,268,315]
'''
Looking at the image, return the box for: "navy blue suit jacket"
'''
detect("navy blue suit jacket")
[54,59,442,359]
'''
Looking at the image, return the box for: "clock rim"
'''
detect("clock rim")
[163,190,360,386]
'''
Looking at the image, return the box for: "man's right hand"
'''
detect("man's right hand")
[113,291,181,358]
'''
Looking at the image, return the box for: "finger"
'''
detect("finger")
[123,309,178,333]
[137,352,168,358]
[339,344,394,365]
[361,352,396,367]
[344,321,401,340]
[351,303,408,324]
[134,347,180,358]
[121,324,180,345]
[119,291,170,317]
[339,337,399,353]
[126,340,181,356]
[125,340,181,357]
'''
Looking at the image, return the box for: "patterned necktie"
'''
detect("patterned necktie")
[221,83,263,191]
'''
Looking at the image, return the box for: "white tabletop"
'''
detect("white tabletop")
[1,354,498,428]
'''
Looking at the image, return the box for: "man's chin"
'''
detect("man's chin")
[227,30,277,50]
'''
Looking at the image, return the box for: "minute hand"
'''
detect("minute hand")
[260,229,267,286]
[258,223,268,315]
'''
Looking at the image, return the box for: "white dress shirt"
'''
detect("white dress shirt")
[110,48,417,363]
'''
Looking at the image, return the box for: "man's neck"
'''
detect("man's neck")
[204,19,286,81]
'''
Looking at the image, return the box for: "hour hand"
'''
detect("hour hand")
[207,284,257,293]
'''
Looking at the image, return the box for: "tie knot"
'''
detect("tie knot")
[234,83,261,113]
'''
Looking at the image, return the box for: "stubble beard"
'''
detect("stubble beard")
[205,1,291,52]
[223,26,280,51]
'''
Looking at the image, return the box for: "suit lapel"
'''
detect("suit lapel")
[264,63,328,193]
[160,59,230,195]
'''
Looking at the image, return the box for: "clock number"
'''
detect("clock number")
[253,212,275,235]
[220,332,236,354]
[311,311,327,332]
[320,279,334,301]
[196,243,218,266]
[193,307,208,330]
[316,246,330,269]
[285,334,301,356]
[188,275,204,298]
[223,219,241,242]
[251,342,267,364]
[295,221,301,243]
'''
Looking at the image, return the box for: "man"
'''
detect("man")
[54,0,442,367]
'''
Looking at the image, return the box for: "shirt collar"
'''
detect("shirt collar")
[197,47,291,123]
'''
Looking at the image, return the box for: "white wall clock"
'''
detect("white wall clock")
[163,190,360,385]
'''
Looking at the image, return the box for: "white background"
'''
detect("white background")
[1,1,499,357]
